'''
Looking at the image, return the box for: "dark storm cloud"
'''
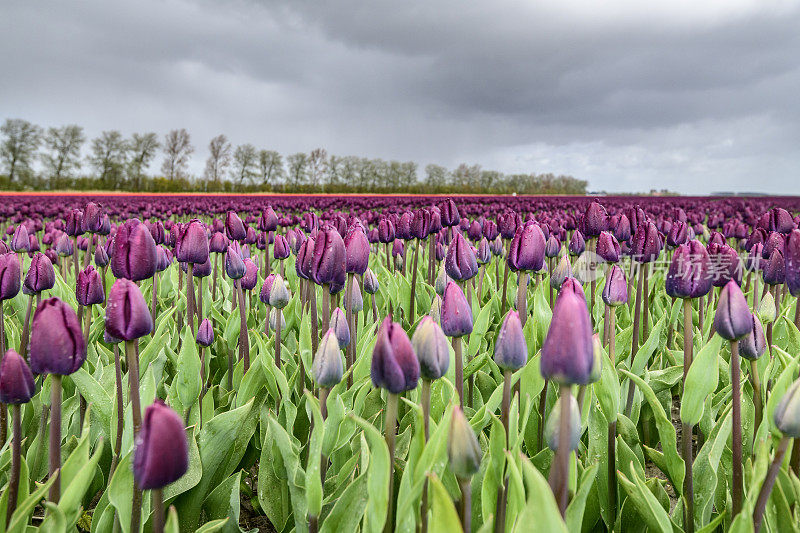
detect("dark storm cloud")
[1,0,799,193]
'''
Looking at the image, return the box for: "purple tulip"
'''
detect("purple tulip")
[111,219,157,282]
[345,227,370,275]
[0,350,35,404]
[29,298,86,375]
[666,240,712,299]
[714,281,751,341]
[494,310,527,371]
[370,317,420,394]
[786,229,800,296]
[105,279,153,341]
[311,226,346,288]
[196,318,214,347]
[76,265,105,306]
[444,232,479,281]
[225,211,246,241]
[133,400,189,490]
[568,231,585,256]
[602,265,628,306]
[225,245,246,279]
[441,281,473,338]
[176,219,209,264]
[23,253,55,295]
[0,253,21,300]
[738,314,766,361]
[412,316,449,380]
[541,278,594,385]
[508,224,546,272]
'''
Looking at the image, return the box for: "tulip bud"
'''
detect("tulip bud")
[447,406,481,479]
[707,243,742,287]
[0,253,21,300]
[313,328,344,387]
[311,226,346,288]
[225,211,246,241]
[439,199,460,228]
[54,233,73,256]
[434,264,452,296]
[76,265,105,306]
[545,394,582,452]
[544,235,561,258]
[440,281,473,338]
[602,265,628,306]
[176,219,209,264]
[568,231,585,256]
[583,200,608,238]
[713,280,751,341]
[94,243,109,267]
[773,379,800,438]
[785,229,800,297]
[344,227,369,275]
[370,317,420,394]
[269,275,291,309]
[240,259,258,291]
[632,221,662,263]
[762,248,785,286]
[11,225,30,253]
[363,268,379,294]
[667,221,688,247]
[196,318,214,347]
[444,232,479,281]
[295,237,314,280]
[225,245,246,279]
[133,400,189,489]
[348,277,364,312]
[417,292,437,325]
[550,255,573,290]
[259,206,279,232]
[494,310,527,371]
[508,224,546,272]
[666,240,712,299]
[273,234,291,260]
[209,232,228,254]
[29,298,86,375]
[23,253,55,295]
[541,278,594,385]
[738,314,767,361]
[105,279,153,341]
[476,238,491,264]
[757,291,776,324]
[0,350,35,404]
[596,231,620,263]
[329,307,351,348]
[111,219,157,282]
[412,316,450,380]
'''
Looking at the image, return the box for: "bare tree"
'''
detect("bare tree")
[425,164,448,189]
[257,150,284,187]
[41,125,85,186]
[204,134,231,185]
[89,130,128,189]
[231,143,258,185]
[127,132,160,188]
[161,128,193,180]
[1,119,42,182]
[399,161,418,188]
[286,152,309,188]
[308,148,328,188]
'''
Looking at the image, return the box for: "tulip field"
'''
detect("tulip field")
[2,194,800,533]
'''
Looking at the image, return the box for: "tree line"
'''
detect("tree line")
[0,118,588,194]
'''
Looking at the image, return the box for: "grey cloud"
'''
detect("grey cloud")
[1,0,799,194]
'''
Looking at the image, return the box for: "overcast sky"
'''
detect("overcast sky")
[2,0,799,194]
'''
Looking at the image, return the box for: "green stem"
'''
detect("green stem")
[5,404,21,527]
[731,340,743,518]
[753,436,790,533]
[49,374,62,503]
[384,393,399,533]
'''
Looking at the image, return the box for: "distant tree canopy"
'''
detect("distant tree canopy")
[0,117,588,194]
